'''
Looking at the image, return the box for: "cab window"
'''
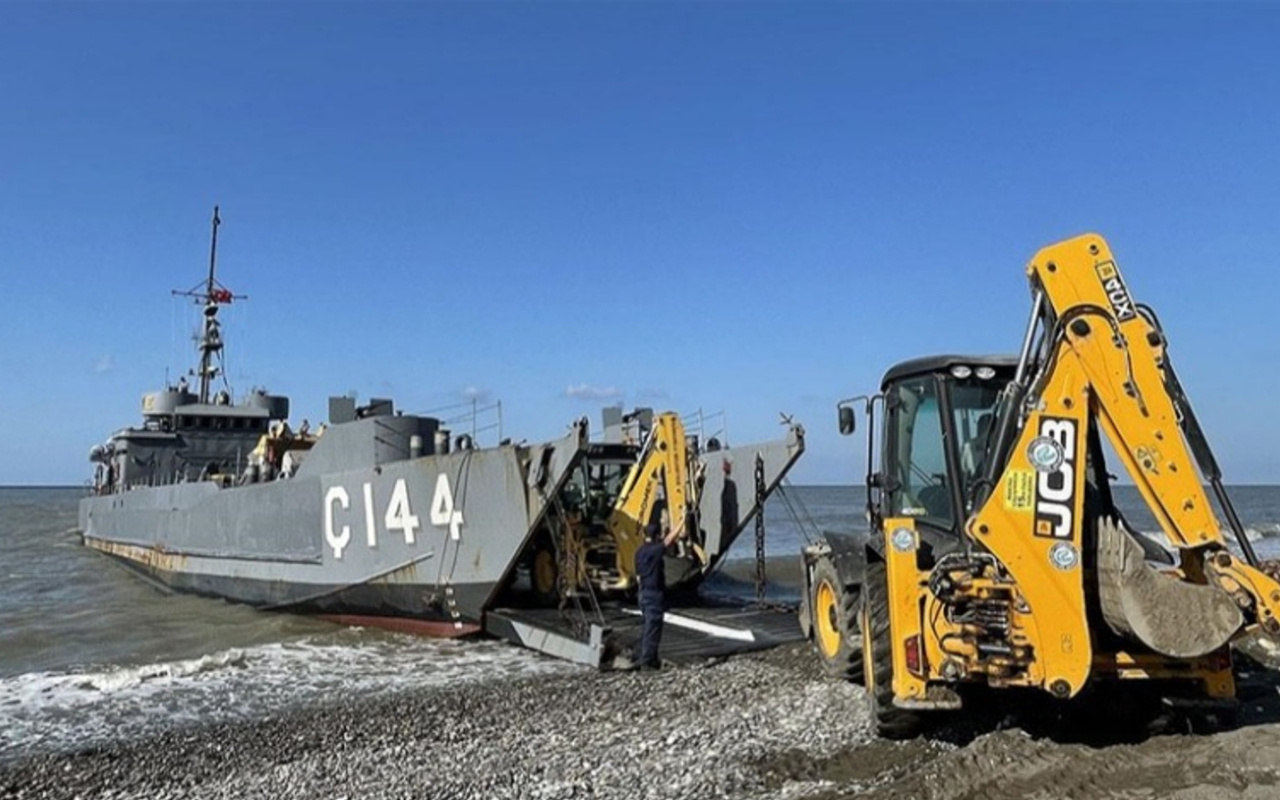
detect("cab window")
[951,379,1004,511]
[887,377,953,527]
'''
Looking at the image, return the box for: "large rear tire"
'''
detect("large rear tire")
[531,540,560,605]
[810,557,864,683]
[862,559,921,739]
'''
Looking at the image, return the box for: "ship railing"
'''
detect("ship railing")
[591,407,729,452]
[682,408,729,451]
[418,399,505,447]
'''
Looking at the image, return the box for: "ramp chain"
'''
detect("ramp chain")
[755,453,767,604]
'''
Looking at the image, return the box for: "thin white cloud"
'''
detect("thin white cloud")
[564,383,624,401]
[636,387,670,401]
[94,355,115,374]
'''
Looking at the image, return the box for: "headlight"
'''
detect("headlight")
[975,366,996,380]
[950,365,972,379]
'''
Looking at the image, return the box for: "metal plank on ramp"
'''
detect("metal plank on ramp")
[484,608,609,667]
[484,601,804,668]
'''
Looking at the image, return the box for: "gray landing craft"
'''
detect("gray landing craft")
[79,209,806,666]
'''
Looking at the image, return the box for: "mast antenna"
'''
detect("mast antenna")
[172,205,247,404]
[206,205,220,304]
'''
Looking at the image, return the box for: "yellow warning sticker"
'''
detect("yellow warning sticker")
[1003,470,1035,513]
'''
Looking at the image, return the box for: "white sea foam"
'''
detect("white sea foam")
[0,631,578,763]
[1247,522,1280,540]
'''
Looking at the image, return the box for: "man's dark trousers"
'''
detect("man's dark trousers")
[639,588,664,667]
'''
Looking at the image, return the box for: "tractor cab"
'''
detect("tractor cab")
[842,355,1018,542]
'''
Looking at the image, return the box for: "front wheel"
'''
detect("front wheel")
[810,557,863,683]
[862,559,921,739]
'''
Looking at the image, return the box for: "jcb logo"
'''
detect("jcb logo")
[1034,418,1077,539]
[1096,261,1136,322]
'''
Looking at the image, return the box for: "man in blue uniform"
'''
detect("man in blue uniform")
[635,522,678,669]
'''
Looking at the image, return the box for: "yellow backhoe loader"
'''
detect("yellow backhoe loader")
[800,234,1280,737]
[529,411,707,602]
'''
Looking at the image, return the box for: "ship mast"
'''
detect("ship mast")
[174,206,245,404]
[198,206,221,404]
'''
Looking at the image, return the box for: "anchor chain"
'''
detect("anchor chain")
[754,453,767,604]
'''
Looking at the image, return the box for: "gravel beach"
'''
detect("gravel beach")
[10,637,1280,800]
[0,643,893,800]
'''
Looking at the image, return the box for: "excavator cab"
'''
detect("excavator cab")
[876,357,1016,538]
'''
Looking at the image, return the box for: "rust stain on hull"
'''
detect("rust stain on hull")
[370,560,420,584]
[84,536,190,574]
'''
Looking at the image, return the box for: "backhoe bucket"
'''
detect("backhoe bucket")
[1096,517,1242,658]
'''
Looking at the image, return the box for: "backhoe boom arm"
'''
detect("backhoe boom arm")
[1018,235,1280,638]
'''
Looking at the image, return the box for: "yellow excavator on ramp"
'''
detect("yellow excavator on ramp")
[800,234,1280,737]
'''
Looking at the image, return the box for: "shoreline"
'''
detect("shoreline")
[15,550,1280,799]
[9,629,1280,799]
[1,643,876,800]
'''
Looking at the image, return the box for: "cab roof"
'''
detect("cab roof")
[880,354,1019,390]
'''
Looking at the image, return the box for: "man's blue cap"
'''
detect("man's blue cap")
[645,523,661,539]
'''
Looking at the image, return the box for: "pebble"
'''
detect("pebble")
[0,644,872,800]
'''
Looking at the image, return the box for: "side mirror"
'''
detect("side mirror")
[838,405,856,436]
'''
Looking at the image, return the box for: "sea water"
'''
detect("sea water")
[0,488,575,762]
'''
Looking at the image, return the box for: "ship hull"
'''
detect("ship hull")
[89,539,486,635]
[79,417,805,636]
[80,420,587,629]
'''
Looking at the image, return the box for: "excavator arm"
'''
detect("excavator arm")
[606,412,705,588]
[970,234,1280,682]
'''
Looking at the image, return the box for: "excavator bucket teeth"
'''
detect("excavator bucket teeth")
[1096,517,1242,658]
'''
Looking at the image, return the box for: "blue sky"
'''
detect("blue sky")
[3,2,1280,485]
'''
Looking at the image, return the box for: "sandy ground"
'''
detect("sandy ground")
[775,641,1280,800]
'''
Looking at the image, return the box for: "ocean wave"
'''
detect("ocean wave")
[1246,522,1280,541]
[0,631,577,764]
[1125,524,1280,548]
[69,649,250,693]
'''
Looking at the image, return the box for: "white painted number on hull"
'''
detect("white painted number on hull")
[386,478,422,544]
[430,473,464,540]
[324,486,352,559]
[325,476,458,559]
[363,483,376,547]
